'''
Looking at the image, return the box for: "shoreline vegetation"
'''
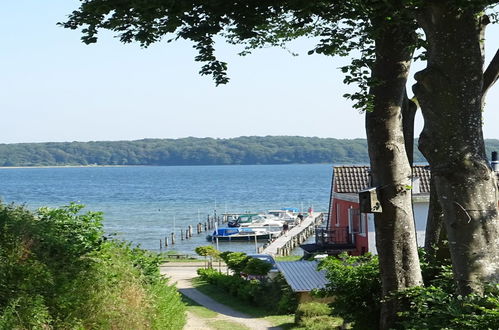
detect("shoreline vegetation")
[2,136,499,167]
[0,203,186,329]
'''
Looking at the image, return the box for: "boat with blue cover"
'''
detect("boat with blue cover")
[206,227,281,241]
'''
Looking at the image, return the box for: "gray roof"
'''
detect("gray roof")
[333,165,431,193]
[275,261,328,292]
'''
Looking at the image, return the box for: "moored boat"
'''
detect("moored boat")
[228,213,285,228]
[206,227,281,241]
[267,208,300,224]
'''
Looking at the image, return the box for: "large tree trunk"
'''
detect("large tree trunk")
[367,23,423,329]
[424,176,449,262]
[414,3,499,295]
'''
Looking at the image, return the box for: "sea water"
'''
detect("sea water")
[0,164,332,254]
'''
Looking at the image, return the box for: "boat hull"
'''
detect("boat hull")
[206,233,276,241]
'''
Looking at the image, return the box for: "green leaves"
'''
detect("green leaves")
[394,285,499,329]
[36,203,104,259]
[318,253,382,327]
[0,202,185,329]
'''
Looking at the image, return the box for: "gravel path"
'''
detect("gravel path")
[161,263,281,330]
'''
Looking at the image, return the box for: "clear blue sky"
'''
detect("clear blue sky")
[1,1,498,143]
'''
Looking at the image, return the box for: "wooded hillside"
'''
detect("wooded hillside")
[1,136,499,166]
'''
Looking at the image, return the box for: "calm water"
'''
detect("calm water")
[0,164,332,254]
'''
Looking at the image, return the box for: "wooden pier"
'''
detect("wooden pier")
[261,212,324,256]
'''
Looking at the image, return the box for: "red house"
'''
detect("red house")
[302,165,431,256]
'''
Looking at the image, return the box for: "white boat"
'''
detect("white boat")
[267,208,300,224]
[228,213,285,228]
[206,227,280,241]
[239,214,284,228]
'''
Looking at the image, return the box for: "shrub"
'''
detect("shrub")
[242,257,273,276]
[394,285,499,330]
[318,253,381,329]
[219,251,250,275]
[197,266,297,314]
[418,247,454,293]
[271,273,298,314]
[295,302,331,324]
[195,246,219,268]
[302,315,343,330]
[301,315,343,330]
[0,203,185,329]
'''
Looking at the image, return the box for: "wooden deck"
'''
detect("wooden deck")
[261,212,324,256]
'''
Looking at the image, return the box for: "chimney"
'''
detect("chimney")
[412,177,421,194]
[492,151,499,172]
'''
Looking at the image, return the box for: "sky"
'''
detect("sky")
[1,1,499,144]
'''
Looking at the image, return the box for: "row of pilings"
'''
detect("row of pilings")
[159,213,237,249]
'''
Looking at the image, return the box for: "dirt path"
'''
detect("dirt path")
[160,263,281,330]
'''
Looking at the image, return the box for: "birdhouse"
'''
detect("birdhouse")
[359,187,382,213]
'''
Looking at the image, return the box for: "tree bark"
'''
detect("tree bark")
[424,176,449,262]
[367,22,423,329]
[414,3,499,295]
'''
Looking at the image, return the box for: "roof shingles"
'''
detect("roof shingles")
[334,165,431,194]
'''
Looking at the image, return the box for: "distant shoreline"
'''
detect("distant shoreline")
[0,165,133,169]
[0,163,335,169]
[1,136,492,167]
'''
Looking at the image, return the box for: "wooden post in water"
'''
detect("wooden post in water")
[181,229,184,240]
[165,237,168,247]
[160,239,162,249]
[185,228,189,239]
[171,233,175,245]
[188,225,193,238]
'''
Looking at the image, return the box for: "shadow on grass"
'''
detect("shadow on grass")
[181,294,218,318]
[191,277,295,329]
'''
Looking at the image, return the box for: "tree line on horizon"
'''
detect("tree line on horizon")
[1,136,499,167]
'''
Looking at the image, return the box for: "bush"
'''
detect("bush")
[242,257,273,276]
[301,315,343,330]
[295,302,331,325]
[318,253,381,329]
[219,251,250,275]
[0,203,185,329]
[197,266,297,313]
[394,285,499,330]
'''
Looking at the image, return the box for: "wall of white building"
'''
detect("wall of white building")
[366,200,429,254]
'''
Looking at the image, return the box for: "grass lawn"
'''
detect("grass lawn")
[275,255,303,262]
[191,277,296,329]
[181,295,218,318]
[181,292,253,330]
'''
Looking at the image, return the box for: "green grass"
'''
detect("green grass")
[191,277,295,329]
[208,320,251,330]
[181,295,218,318]
[275,255,303,262]
[160,251,202,263]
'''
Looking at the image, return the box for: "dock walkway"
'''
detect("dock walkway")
[261,212,323,256]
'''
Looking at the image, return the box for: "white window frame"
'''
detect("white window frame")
[358,214,367,237]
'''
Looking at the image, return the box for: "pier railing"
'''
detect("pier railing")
[315,227,355,248]
[261,212,324,256]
